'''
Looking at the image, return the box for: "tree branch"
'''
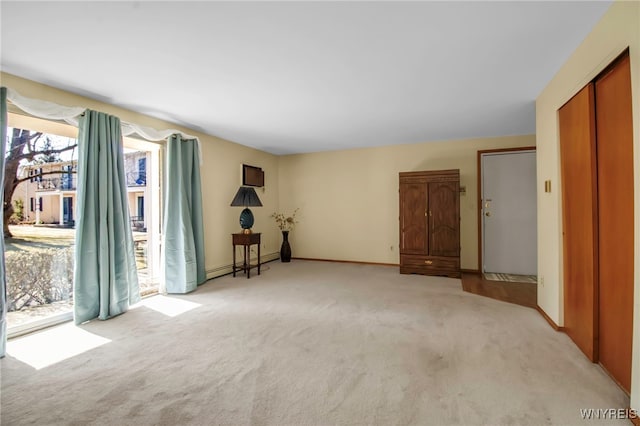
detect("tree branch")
[29,132,43,141]
[6,131,44,161]
[27,132,45,154]
[15,144,77,162]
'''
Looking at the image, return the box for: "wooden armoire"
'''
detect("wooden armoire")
[399,169,460,278]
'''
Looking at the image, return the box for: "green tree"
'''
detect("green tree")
[33,137,62,164]
[3,128,77,238]
[10,198,24,224]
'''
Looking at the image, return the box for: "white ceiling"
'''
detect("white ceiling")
[1,1,612,155]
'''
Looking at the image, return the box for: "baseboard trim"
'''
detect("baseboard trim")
[536,305,563,331]
[292,257,399,267]
[205,252,280,280]
[290,257,475,271]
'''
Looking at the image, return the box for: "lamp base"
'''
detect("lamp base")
[239,207,255,231]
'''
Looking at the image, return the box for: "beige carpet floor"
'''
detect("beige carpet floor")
[1,261,629,425]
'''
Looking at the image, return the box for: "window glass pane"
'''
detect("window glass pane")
[5,126,77,331]
[5,117,162,334]
[123,143,160,296]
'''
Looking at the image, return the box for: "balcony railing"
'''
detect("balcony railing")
[34,172,145,191]
[35,176,76,191]
[131,216,146,231]
[126,172,146,187]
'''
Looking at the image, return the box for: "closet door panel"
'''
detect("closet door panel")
[595,54,634,393]
[559,83,598,361]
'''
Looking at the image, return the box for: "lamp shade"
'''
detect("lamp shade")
[230,186,263,207]
[231,186,262,232]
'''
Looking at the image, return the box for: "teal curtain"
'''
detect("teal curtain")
[74,110,140,324]
[0,88,8,357]
[163,134,205,293]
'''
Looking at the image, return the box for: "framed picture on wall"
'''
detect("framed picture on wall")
[242,164,264,187]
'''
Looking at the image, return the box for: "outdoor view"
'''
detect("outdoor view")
[4,124,157,333]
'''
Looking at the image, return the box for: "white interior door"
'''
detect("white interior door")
[482,151,537,275]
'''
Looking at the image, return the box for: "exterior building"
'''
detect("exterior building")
[124,151,148,231]
[14,160,77,226]
[12,152,149,229]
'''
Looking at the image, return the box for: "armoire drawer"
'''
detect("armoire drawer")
[400,255,460,271]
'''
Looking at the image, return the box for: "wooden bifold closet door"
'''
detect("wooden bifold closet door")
[595,53,634,393]
[559,83,598,362]
[559,52,634,393]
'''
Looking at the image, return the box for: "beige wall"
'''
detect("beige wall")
[1,72,282,276]
[278,134,535,270]
[535,0,640,408]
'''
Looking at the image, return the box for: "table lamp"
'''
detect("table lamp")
[230,186,263,234]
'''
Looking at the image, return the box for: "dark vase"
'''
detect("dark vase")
[280,230,292,262]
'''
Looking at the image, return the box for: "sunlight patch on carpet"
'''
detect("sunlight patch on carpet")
[136,295,201,317]
[7,323,111,370]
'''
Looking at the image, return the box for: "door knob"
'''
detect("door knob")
[485,212,491,217]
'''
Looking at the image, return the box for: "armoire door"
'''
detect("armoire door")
[428,181,459,257]
[595,53,634,393]
[400,183,427,255]
[559,83,598,362]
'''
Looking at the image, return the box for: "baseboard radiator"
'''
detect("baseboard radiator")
[205,252,280,280]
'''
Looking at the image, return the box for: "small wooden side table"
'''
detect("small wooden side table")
[232,233,261,278]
